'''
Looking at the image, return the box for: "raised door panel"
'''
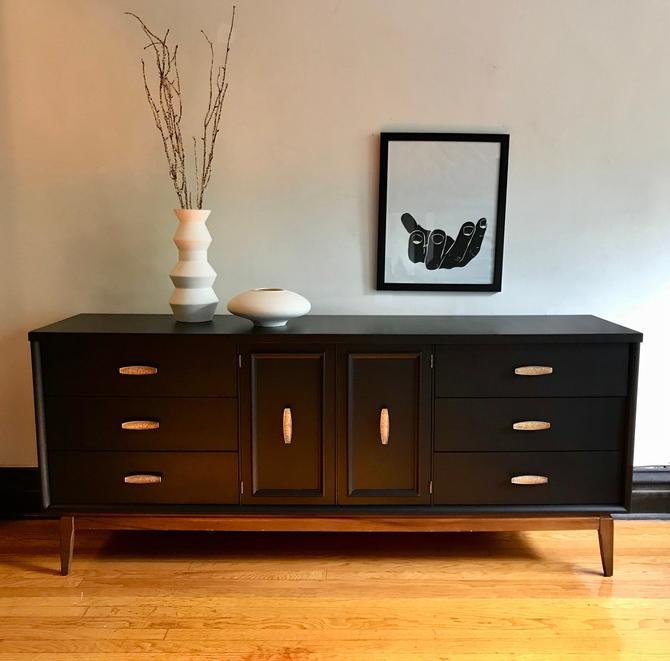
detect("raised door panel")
[338,347,431,504]
[241,347,335,504]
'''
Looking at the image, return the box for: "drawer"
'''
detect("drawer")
[433,451,623,506]
[46,397,238,451]
[41,336,236,397]
[435,398,626,452]
[49,452,239,505]
[435,343,629,397]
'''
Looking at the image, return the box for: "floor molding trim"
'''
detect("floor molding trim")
[631,466,670,515]
[0,467,42,518]
[1,466,669,518]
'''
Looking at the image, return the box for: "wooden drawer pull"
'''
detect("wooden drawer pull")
[511,475,549,486]
[512,421,551,431]
[124,474,162,485]
[119,365,158,376]
[380,408,390,445]
[514,365,553,376]
[121,420,160,431]
[283,407,292,444]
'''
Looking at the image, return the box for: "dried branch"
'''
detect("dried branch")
[196,5,235,208]
[126,7,235,209]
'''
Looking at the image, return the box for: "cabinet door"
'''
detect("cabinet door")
[337,346,431,504]
[240,346,335,504]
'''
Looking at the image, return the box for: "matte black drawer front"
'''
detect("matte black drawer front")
[433,451,623,506]
[41,336,236,397]
[46,397,238,451]
[435,343,629,397]
[435,398,626,452]
[49,452,239,505]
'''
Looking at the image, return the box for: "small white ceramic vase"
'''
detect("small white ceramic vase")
[227,288,311,327]
[169,209,218,323]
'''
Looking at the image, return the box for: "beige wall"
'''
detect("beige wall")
[1,0,669,466]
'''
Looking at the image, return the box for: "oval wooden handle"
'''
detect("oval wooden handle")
[514,366,553,376]
[121,420,160,431]
[124,474,162,485]
[119,366,158,376]
[380,408,390,445]
[511,475,549,485]
[512,421,551,431]
[283,407,292,444]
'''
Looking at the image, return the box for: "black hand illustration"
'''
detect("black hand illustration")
[401,213,430,263]
[401,215,487,270]
[425,230,448,269]
[457,218,487,267]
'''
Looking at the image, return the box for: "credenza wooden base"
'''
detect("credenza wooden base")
[59,514,615,577]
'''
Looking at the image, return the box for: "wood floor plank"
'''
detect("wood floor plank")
[0,650,448,661]
[0,520,668,659]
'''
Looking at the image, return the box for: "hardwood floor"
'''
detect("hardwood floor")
[0,519,668,659]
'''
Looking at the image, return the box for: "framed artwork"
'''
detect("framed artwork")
[376,132,509,291]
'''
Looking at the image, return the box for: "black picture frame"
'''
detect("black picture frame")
[376,132,509,292]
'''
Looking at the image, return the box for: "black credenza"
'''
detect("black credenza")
[29,314,642,575]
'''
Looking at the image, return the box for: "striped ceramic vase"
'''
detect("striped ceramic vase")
[169,209,218,323]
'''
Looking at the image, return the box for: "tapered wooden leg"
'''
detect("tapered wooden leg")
[60,516,75,575]
[598,516,614,577]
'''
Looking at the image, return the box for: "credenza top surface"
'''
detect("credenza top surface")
[29,314,642,343]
